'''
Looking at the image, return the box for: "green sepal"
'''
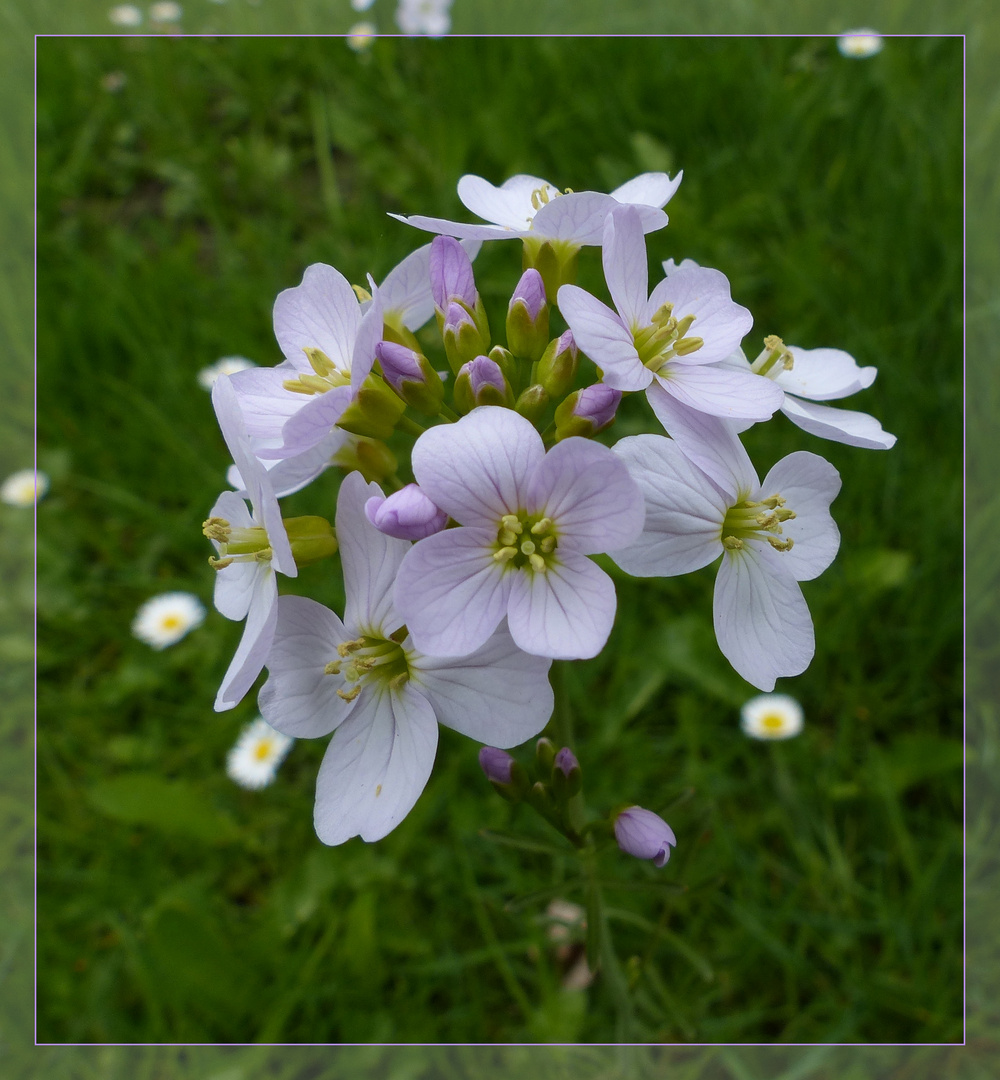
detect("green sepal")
[283,515,338,566]
[515,384,550,427]
[506,298,550,363]
[336,375,407,440]
[522,237,580,302]
[537,335,579,398]
[333,437,398,484]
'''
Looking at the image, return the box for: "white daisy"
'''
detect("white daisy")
[108,4,142,25]
[132,592,206,649]
[1,469,49,507]
[837,30,884,59]
[226,717,294,790]
[197,356,257,390]
[149,1,182,21]
[347,22,377,50]
[351,0,376,10]
[740,693,804,740]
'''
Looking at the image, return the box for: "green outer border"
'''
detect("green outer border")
[7,3,998,1076]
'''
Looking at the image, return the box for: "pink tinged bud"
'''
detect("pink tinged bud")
[364,485,448,540]
[467,356,507,397]
[430,235,478,310]
[508,268,547,320]
[479,746,515,785]
[455,356,512,412]
[444,300,477,335]
[376,340,424,393]
[537,329,579,397]
[613,806,677,868]
[553,747,579,777]
[575,383,621,429]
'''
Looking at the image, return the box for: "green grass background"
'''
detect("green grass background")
[2,0,998,1077]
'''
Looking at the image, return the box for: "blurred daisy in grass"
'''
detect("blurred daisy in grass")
[198,356,257,390]
[741,693,804,740]
[108,4,142,25]
[149,1,182,22]
[132,592,206,649]
[347,22,377,50]
[351,0,376,10]
[837,30,884,58]
[227,717,294,790]
[396,0,452,36]
[2,469,48,507]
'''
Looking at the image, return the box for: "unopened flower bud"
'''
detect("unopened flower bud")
[375,341,444,414]
[454,356,513,413]
[506,268,550,361]
[365,484,447,541]
[613,806,677,868]
[537,330,579,398]
[552,746,582,798]
[336,374,408,440]
[441,301,490,375]
[535,736,556,773]
[430,235,478,311]
[332,436,398,484]
[515,384,550,426]
[479,746,528,803]
[487,345,519,387]
[554,383,622,440]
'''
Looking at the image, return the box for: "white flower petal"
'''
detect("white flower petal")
[506,551,617,660]
[656,362,784,421]
[273,263,361,373]
[258,596,355,738]
[610,434,727,577]
[457,173,552,230]
[313,683,438,845]
[603,205,649,332]
[388,212,521,241]
[229,365,309,447]
[277,383,353,460]
[780,394,897,450]
[646,266,753,364]
[530,191,621,246]
[713,545,814,691]
[527,437,645,554]
[214,567,279,711]
[611,171,683,209]
[337,472,410,635]
[758,452,842,581]
[349,285,384,395]
[394,527,512,657]
[229,428,349,499]
[412,622,554,747]
[646,382,759,499]
[412,406,544,526]
[775,347,877,401]
[557,285,650,392]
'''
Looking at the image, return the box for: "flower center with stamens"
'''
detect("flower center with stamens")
[750,335,794,380]
[324,634,411,702]
[202,517,273,570]
[492,512,559,573]
[282,347,353,396]
[633,302,705,372]
[721,494,797,553]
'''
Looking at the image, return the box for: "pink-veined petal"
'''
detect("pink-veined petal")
[780,394,897,450]
[411,622,554,747]
[394,527,512,657]
[258,596,356,738]
[530,191,622,245]
[557,285,650,392]
[214,567,278,711]
[278,383,353,459]
[527,437,645,554]
[229,365,309,446]
[228,428,349,499]
[758,451,842,581]
[657,361,784,421]
[610,434,727,577]
[506,550,617,660]
[388,212,523,241]
[646,266,753,364]
[611,171,683,208]
[349,284,384,395]
[273,263,361,373]
[713,545,815,691]
[603,205,650,332]
[646,382,758,499]
[458,173,552,230]
[337,472,410,636]
[411,406,544,526]
[776,347,877,401]
[313,682,438,845]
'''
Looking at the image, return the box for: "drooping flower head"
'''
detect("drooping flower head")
[258,471,554,845]
[394,407,645,660]
[610,403,841,690]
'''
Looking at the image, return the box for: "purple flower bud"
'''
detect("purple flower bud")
[430,236,478,310]
[376,341,424,393]
[479,746,515,785]
[508,268,547,320]
[574,384,622,430]
[553,747,579,777]
[443,300,477,336]
[465,356,506,397]
[364,485,448,541]
[554,329,577,361]
[613,806,677,868]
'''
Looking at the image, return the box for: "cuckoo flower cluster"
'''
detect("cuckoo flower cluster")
[200,168,895,850]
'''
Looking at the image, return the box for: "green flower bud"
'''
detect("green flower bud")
[537,330,579,399]
[506,269,550,362]
[514,384,550,427]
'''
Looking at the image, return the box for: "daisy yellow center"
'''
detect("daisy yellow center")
[633,302,704,372]
[492,512,558,574]
[282,347,352,396]
[721,494,797,553]
[160,615,182,630]
[324,632,411,702]
[254,739,275,760]
[761,713,787,732]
